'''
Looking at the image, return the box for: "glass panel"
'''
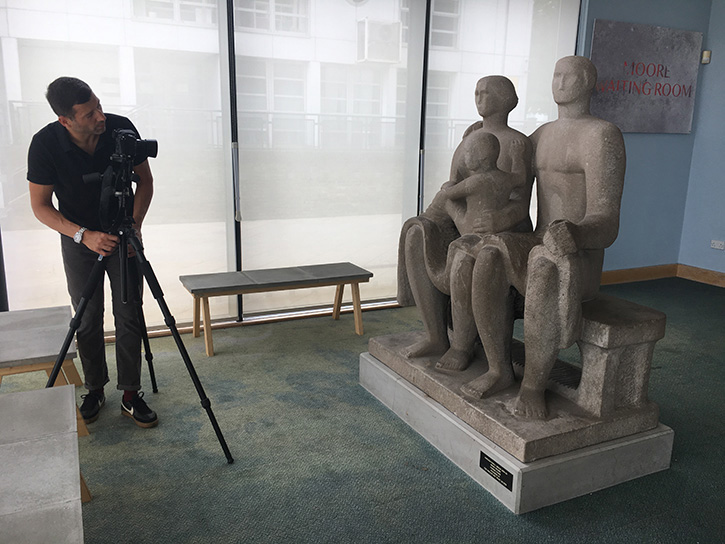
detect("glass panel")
[430,0,460,49]
[275,0,309,33]
[236,0,271,30]
[421,0,581,220]
[0,5,228,329]
[233,0,420,314]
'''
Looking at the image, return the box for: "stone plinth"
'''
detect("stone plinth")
[368,331,660,463]
[360,352,673,513]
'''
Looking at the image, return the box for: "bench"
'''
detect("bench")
[514,293,667,418]
[0,306,89,439]
[179,262,374,356]
[0,385,85,542]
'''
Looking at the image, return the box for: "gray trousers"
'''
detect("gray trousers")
[60,235,143,391]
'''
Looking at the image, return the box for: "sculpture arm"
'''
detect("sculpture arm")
[474,197,530,235]
[572,123,626,250]
[502,135,534,203]
[443,177,474,199]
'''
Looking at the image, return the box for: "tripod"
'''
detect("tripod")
[46,222,234,464]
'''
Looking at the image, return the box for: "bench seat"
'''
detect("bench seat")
[180,262,373,356]
[513,293,667,418]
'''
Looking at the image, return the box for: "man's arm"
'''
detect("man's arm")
[132,159,154,230]
[28,182,120,256]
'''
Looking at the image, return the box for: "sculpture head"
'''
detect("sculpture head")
[463,131,500,173]
[552,56,597,106]
[475,76,518,118]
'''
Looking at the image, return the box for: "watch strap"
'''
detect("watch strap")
[73,227,87,244]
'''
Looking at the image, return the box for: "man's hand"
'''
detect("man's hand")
[83,231,120,256]
[127,227,143,258]
[543,219,578,256]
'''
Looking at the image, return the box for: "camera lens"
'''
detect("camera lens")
[138,139,158,158]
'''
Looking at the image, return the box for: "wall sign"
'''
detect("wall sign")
[590,19,703,133]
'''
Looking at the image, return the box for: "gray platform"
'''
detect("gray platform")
[0,385,83,542]
[360,352,674,514]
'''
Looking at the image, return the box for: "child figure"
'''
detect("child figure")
[424,130,526,238]
[420,130,530,371]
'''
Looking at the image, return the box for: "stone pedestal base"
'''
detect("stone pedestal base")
[369,332,661,463]
[360,352,674,514]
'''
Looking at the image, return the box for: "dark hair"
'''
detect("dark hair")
[45,77,92,118]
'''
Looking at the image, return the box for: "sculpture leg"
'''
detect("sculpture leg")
[402,225,449,358]
[461,247,516,398]
[515,257,560,419]
[436,250,477,371]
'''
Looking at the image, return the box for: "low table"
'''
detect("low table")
[180,262,374,356]
[0,306,89,438]
[0,385,85,542]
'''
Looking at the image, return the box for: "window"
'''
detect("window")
[401,0,460,49]
[0,0,581,324]
[1,6,229,327]
[237,58,308,148]
[424,71,453,149]
[235,0,309,34]
[133,0,218,25]
[320,64,384,148]
[430,0,460,48]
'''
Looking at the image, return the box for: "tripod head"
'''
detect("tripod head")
[83,128,157,233]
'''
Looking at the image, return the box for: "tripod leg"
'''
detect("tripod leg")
[137,304,158,393]
[47,256,106,388]
[129,235,234,464]
[128,260,158,393]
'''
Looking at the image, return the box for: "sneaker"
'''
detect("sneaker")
[80,390,105,423]
[121,391,158,428]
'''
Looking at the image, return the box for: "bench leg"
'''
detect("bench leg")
[351,282,363,335]
[61,360,83,387]
[332,284,344,320]
[202,296,214,356]
[193,296,201,338]
[80,472,92,503]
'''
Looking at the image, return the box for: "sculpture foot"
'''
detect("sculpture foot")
[513,387,548,419]
[403,338,448,359]
[460,369,514,399]
[435,348,472,371]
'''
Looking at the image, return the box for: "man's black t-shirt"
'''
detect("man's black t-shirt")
[27,113,148,232]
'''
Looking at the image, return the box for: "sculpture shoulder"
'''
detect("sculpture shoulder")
[583,116,624,141]
[531,117,623,149]
[462,121,483,139]
[501,127,532,149]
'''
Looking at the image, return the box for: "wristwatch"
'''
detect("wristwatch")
[73,227,87,244]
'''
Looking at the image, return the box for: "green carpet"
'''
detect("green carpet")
[1,278,722,543]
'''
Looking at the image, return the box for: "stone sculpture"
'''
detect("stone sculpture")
[397,76,533,373]
[369,56,665,467]
[461,55,626,419]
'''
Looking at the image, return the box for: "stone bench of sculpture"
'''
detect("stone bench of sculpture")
[514,293,666,418]
[180,262,373,356]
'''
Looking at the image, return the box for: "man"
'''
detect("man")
[397,76,533,371]
[462,56,626,419]
[28,76,158,428]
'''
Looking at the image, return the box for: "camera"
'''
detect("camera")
[82,129,158,232]
[113,129,158,160]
